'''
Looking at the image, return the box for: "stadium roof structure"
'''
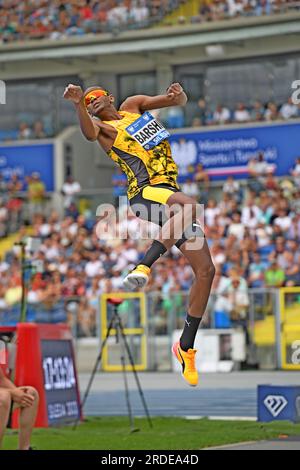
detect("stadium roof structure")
[0,12,300,80]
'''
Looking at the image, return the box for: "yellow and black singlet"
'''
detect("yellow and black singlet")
[103,111,179,200]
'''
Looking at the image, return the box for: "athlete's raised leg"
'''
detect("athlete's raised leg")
[124,190,202,289]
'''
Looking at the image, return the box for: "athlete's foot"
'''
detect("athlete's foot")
[172,341,198,387]
[123,264,151,290]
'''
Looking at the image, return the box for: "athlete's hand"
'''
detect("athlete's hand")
[166,83,183,99]
[63,84,84,104]
[10,388,35,408]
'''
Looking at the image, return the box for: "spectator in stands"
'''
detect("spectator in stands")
[32,121,47,139]
[130,1,150,24]
[214,270,249,327]
[264,101,279,121]
[181,177,199,200]
[27,172,46,219]
[191,117,202,127]
[279,177,295,200]
[254,0,272,16]
[291,157,300,187]
[62,175,81,212]
[0,199,8,238]
[210,242,226,266]
[288,212,300,240]
[195,163,210,204]
[77,297,97,337]
[4,275,22,306]
[6,174,24,232]
[205,198,221,227]
[265,260,285,287]
[274,209,292,233]
[248,152,270,194]
[227,0,246,17]
[233,103,250,122]
[107,2,129,27]
[248,252,266,287]
[227,211,245,240]
[212,103,231,125]
[197,98,211,126]
[265,173,278,194]
[0,174,7,202]
[65,201,79,219]
[283,251,300,286]
[250,100,265,122]
[0,283,8,309]
[0,367,39,450]
[241,197,262,229]
[222,176,240,201]
[85,251,103,278]
[211,0,227,20]
[112,168,127,206]
[198,0,213,21]
[18,122,31,140]
[226,273,249,325]
[280,97,298,120]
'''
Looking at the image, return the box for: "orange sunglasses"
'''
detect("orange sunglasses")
[84,89,109,107]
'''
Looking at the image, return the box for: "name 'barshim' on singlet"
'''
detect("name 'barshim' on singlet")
[102,110,179,199]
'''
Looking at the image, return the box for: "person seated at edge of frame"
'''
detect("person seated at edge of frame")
[0,366,39,450]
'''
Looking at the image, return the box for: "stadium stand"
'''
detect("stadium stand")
[1,0,300,43]
[1,155,300,334]
[1,0,300,349]
[0,0,187,42]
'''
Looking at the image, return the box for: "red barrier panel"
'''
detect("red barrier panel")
[12,323,81,428]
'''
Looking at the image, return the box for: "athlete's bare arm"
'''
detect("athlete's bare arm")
[120,83,187,114]
[63,84,101,141]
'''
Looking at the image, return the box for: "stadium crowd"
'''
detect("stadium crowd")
[159,97,300,129]
[0,0,299,43]
[0,155,300,334]
[0,0,183,43]
[1,96,299,144]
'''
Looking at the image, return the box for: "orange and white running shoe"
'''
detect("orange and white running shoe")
[172,341,198,387]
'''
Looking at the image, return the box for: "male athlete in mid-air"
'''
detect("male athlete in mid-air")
[64,82,215,386]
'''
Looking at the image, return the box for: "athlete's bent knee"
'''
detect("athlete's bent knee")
[0,390,11,411]
[195,262,216,281]
[25,386,39,401]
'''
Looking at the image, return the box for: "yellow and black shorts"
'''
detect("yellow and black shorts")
[129,183,205,248]
[129,183,179,227]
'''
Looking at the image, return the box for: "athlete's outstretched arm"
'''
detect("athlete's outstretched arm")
[120,83,187,114]
[63,84,100,141]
